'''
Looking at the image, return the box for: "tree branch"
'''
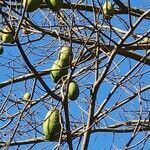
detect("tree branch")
[16,39,62,101]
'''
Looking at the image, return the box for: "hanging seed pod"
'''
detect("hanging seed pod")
[103,1,115,19]
[68,81,79,101]
[23,92,31,101]
[59,46,73,66]
[51,60,68,83]
[43,108,61,141]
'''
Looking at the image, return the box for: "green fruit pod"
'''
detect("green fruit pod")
[103,1,115,19]
[45,0,63,11]
[59,46,73,66]
[23,0,41,12]
[43,108,61,141]
[68,81,79,101]
[1,26,15,43]
[0,46,4,55]
[23,92,31,101]
[51,60,68,83]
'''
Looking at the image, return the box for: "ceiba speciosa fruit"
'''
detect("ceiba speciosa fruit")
[1,26,15,43]
[23,0,41,12]
[23,92,31,101]
[103,1,115,19]
[0,46,4,55]
[68,81,79,100]
[51,60,68,83]
[43,108,61,141]
[59,46,73,66]
[45,0,63,11]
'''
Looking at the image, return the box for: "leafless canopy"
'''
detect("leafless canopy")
[0,0,150,149]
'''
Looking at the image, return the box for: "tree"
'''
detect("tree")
[0,0,150,149]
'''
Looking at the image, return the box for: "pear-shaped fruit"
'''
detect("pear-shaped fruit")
[23,92,31,101]
[51,60,68,83]
[1,26,15,43]
[23,0,41,12]
[59,46,73,66]
[45,0,63,11]
[0,46,4,55]
[43,108,61,141]
[68,81,79,100]
[103,1,115,19]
